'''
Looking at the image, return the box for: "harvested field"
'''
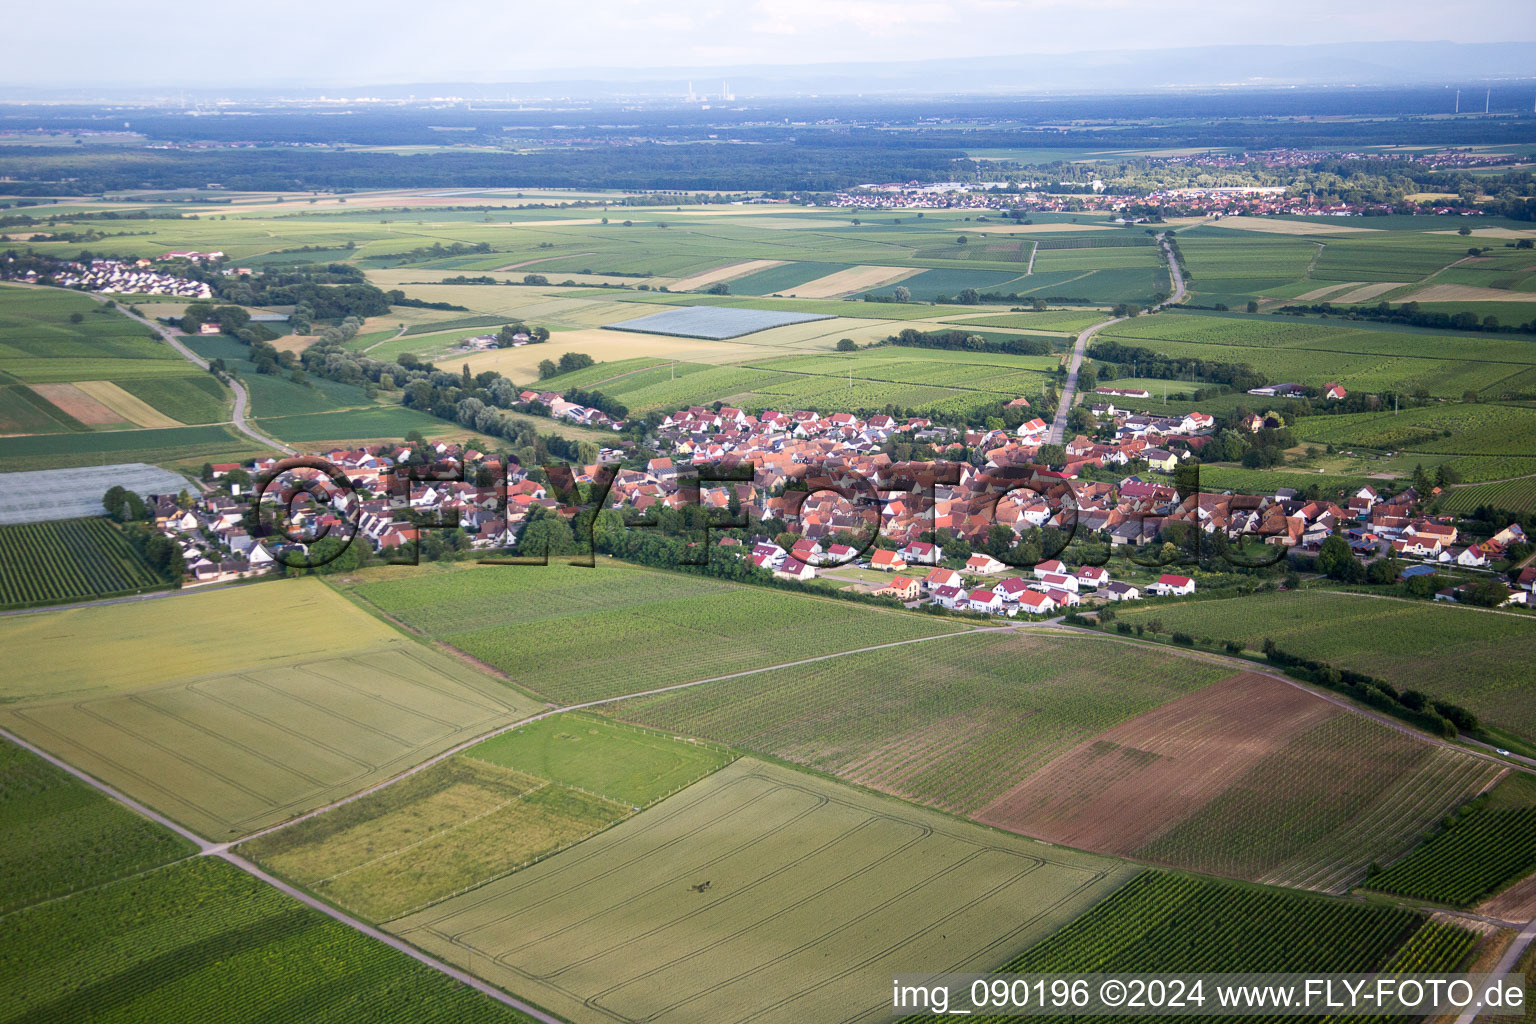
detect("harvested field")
[29,383,126,426]
[1295,282,1363,301]
[670,259,786,292]
[72,380,182,428]
[789,265,920,298]
[951,223,1118,234]
[1333,281,1409,303]
[974,672,1333,853]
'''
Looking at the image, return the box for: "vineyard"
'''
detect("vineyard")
[0,517,168,608]
[606,632,1231,814]
[349,562,961,704]
[0,858,529,1024]
[1293,403,1536,463]
[1439,476,1536,514]
[0,737,192,915]
[1364,807,1536,906]
[968,871,1474,1023]
[1111,591,1536,748]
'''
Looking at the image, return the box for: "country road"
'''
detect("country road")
[1046,232,1187,445]
[113,299,296,455]
[21,282,296,455]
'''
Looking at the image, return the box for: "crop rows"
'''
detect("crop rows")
[958,872,1472,1024]
[1002,872,1421,974]
[1364,807,1536,906]
[607,632,1228,816]
[0,517,165,607]
[1438,475,1536,514]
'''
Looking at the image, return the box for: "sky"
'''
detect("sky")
[6,0,1536,88]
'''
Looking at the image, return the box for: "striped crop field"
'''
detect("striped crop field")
[0,517,167,608]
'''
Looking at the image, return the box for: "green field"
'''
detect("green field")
[257,406,467,443]
[604,631,1228,814]
[342,562,966,704]
[241,714,732,921]
[393,757,1134,1024]
[1292,402,1536,478]
[1440,476,1536,514]
[0,579,542,838]
[0,737,193,915]
[1364,806,1536,907]
[1097,313,1536,400]
[605,632,1491,890]
[0,422,263,472]
[0,516,169,608]
[1110,590,1536,747]
[0,857,531,1024]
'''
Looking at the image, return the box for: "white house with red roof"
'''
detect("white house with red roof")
[1146,573,1196,596]
[870,549,907,571]
[1017,591,1056,614]
[965,553,1007,574]
[1075,565,1109,589]
[967,588,1003,614]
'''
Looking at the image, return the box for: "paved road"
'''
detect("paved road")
[1453,915,1536,1024]
[32,283,295,455]
[1045,233,1187,445]
[115,302,295,455]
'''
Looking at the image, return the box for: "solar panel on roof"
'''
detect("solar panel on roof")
[603,305,834,340]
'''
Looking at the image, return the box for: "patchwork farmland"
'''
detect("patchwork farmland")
[604,634,1492,889]
[0,579,542,837]
[242,714,733,921]
[393,757,1134,1024]
[342,562,965,704]
[1110,590,1536,748]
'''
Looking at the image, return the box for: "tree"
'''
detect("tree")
[1463,579,1512,607]
[1458,225,1473,236]
[1036,443,1066,466]
[705,282,729,295]
[1317,534,1362,581]
[1246,300,1259,313]
[537,359,558,379]
[522,273,549,285]
[69,311,84,324]
[892,285,911,303]
[957,288,981,304]
[835,338,857,352]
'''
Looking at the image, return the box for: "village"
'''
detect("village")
[134,392,1533,616]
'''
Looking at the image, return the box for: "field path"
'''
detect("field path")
[1452,915,1536,1024]
[1046,233,1186,445]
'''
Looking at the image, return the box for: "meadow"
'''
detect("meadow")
[0,857,531,1024]
[343,562,965,704]
[241,714,732,922]
[1110,590,1536,747]
[0,516,170,608]
[0,737,193,915]
[0,579,542,838]
[392,757,1134,1024]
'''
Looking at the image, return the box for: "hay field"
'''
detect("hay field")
[392,757,1132,1024]
[789,265,920,298]
[461,328,774,379]
[0,579,541,838]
